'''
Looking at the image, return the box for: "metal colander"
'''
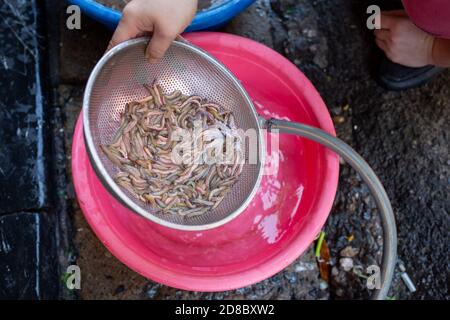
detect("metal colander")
[83,38,264,231]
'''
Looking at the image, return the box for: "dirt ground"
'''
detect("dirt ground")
[60,0,449,300]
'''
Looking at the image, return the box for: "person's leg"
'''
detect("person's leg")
[374,1,450,90]
[402,0,450,40]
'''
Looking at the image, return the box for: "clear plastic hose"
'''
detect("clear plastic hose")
[267,118,397,300]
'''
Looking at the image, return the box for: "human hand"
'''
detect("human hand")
[107,0,198,63]
[374,10,435,67]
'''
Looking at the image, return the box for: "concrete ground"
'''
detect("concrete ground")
[0,0,62,299]
[60,0,449,299]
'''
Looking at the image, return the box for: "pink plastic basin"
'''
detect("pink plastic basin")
[72,32,339,291]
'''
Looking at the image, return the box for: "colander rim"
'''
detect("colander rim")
[82,37,265,231]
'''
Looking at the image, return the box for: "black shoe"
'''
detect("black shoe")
[377,56,445,91]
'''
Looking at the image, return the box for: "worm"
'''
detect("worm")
[100,83,244,217]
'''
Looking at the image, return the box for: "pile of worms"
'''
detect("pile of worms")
[100,84,243,217]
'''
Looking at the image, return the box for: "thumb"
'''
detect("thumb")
[107,18,141,52]
[145,27,174,63]
[380,13,399,30]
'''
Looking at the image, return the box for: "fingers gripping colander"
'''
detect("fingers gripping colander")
[84,38,397,299]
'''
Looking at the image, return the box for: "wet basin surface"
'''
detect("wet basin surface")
[72,32,339,291]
